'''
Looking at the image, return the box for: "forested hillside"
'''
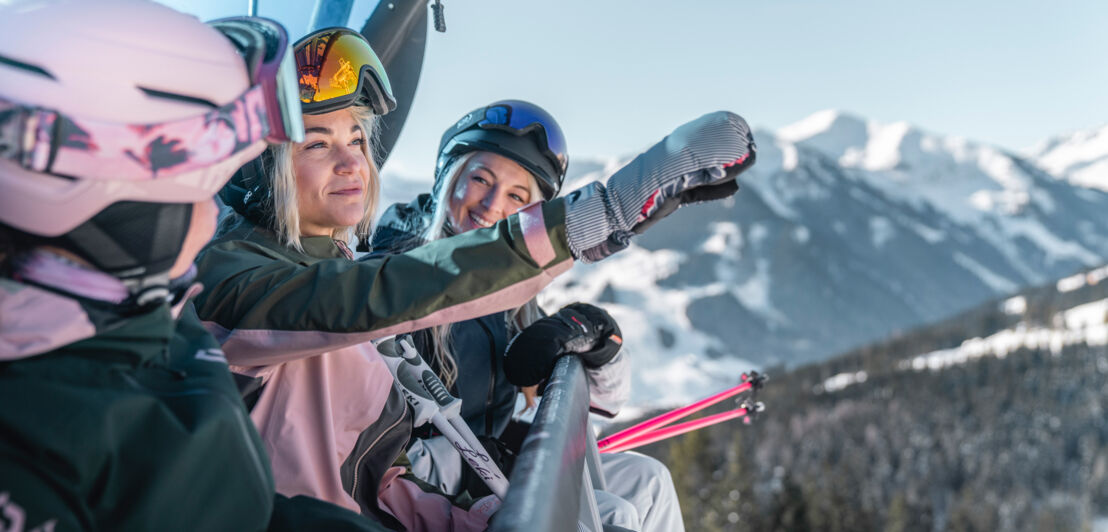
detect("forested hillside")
[623,266,1108,531]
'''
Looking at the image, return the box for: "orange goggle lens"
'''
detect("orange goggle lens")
[295,28,394,113]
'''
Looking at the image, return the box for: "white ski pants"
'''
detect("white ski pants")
[596,451,684,532]
[405,439,683,531]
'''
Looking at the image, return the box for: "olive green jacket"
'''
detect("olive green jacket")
[192,200,573,530]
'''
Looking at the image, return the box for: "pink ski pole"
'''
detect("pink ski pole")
[600,403,760,454]
[597,372,764,450]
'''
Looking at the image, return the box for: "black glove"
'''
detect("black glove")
[503,303,623,387]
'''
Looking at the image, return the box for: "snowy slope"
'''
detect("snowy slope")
[540,111,1108,408]
[899,296,1108,373]
[378,113,1108,410]
[1027,123,1108,191]
[816,270,1108,394]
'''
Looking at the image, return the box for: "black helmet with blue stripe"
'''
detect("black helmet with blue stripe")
[435,100,568,201]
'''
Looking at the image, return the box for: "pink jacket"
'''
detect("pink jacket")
[194,202,574,530]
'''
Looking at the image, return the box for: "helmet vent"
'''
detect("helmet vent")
[0,53,55,80]
[137,87,218,109]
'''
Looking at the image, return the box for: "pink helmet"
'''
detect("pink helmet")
[0,1,300,298]
[0,1,283,237]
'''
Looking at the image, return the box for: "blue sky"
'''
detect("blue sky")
[160,0,1108,178]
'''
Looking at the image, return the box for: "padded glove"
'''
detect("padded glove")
[503,303,623,387]
[564,110,756,262]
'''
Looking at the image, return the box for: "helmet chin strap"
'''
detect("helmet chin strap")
[12,249,129,304]
[12,248,194,314]
[35,202,194,310]
[120,271,175,309]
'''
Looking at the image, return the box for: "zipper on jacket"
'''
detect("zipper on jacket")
[349,397,409,498]
[476,318,498,437]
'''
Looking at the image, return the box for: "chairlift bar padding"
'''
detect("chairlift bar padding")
[489,356,594,531]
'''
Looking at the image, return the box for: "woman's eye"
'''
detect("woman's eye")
[472,175,489,186]
[305,141,326,150]
[351,136,365,146]
[510,194,526,203]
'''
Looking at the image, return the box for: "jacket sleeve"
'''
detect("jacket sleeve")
[194,201,573,367]
[585,351,631,418]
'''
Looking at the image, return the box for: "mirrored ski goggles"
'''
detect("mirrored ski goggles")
[463,101,569,176]
[0,17,303,181]
[294,27,396,116]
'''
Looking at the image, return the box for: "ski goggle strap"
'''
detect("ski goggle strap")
[210,16,305,145]
[0,85,282,181]
[0,16,303,182]
[462,101,569,178]
[295,27,396,116]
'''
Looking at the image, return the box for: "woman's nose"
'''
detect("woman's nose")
[334,147,362,174]
[481,189,506,214]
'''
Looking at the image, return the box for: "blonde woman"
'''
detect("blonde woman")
[194,30,757,530]
[370,100,687,531]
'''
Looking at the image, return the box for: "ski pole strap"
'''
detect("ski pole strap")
[596,371,764,450]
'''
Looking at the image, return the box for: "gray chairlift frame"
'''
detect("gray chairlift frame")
[489,356,609,532]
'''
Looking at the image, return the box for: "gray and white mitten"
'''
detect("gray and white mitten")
[564,110,756,262]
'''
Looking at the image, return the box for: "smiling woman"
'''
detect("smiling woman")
[368,99,687,532]
[447,152,542,233]
[268,105,380,249]
[195,26,756,529]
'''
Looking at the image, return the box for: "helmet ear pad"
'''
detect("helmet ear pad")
[440,129,562,200]
[220,149,276,226]
[44,201,193,280]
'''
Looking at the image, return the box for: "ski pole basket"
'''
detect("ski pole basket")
[488,356,608,531]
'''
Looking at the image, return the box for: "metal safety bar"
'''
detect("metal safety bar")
[307,0,355,32]
[488,356,606,531]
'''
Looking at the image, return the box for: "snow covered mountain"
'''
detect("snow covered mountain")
[536,110,1108,408]
[649,265,1108,531]
[378,111,1108,410]
[1027,123,1108,191]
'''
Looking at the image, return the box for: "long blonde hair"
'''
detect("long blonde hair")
[270,106,381,252]
[425,152,545,389]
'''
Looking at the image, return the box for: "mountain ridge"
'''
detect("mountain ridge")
[630,262,1108,531]
[378,111,1108,410]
